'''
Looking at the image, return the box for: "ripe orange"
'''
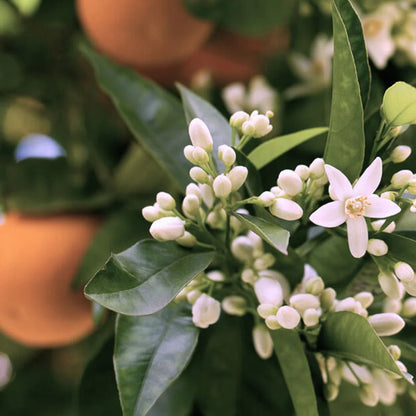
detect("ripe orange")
[0,213,101,348]
[76,0,214,68]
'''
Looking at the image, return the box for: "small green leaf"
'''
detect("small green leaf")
[325,0,366,181]
[318,312,406,379]
[377,232,416,270]
[270,329,319,416]
[232,212,290,255]
[81,44,190,191]
[177,83,231,171]
[115,304,199,416]
[85,240,214,316]
[248,127,328,169]
[382,82,416,127]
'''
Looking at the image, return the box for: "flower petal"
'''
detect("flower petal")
[347,217,368,258]
[325,164,353,200]
[365,195,401,218]
[353,157,382,196]
[310,201,346,227]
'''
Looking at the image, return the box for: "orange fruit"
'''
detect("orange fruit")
[0,213,101,348]
[76,0,214,68]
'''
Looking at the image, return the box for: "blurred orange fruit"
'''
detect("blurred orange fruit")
[76,0,214,68]
[0,213,101,348]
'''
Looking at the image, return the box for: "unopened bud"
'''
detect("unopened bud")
[324,383,339,402]
[222,296,247,316]
[367,239,388,256]
[252,324,273,359]
[213,174,232,198]
[182,194,201,218]
[391,145,411,163]
[190,167,209,183]
[391,169,413,188]
[276,306,301,329]
[142,205,160,222]
[192,146,209,165]
[242,120,255,136]
[378,273,403,299]
[218,145,236,166]
[359,384,379,407]
[269,198,303,221]
[290,293,320,313]
[305,276,325,295]
[258,269,291,302]
[309,158,325,178]
[258,191,276,207]
[320,288,336,310]
[189,118,213,152]
[401,297,416,317]
[231,236,254,263]
[394,262,415,282]
[371,219,396,233]
[192,294,221,328]
[252,114,273,137]
[334,297,356,312]
[241,268,255,285]
[184,145,197,164]
[354,292,374,309]
[206,270,225,282]
[227,166,248,191]
[277,170,303,196]
[156,192,176,211]
[187,289,202,305]
[388,345,402,361]
[303,308,320,326]
[149,217,185,241]
[368,313,405,336]
[199,184,214,208]
[295,164,310,181]
[186,183,202,200]
[403,279,416,296]
[380,191,396,200]
[230,111,249,129]
[383,298,402,313]
[257,303,278,319]
[254,253,276,270]
[255,277,283,307]
[265,315,281,330]
[176,231,197,247]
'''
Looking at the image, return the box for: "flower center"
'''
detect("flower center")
[345,196,371,219]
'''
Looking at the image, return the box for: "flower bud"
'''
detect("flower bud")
[265,315,281,330]
[206,270,225,282]
[290,293,320,313]
[0,353,12,389]
[142,205,160,222]
[156,192,176,211]
[378,272,403,300]
[354,292,374,309]
[258,270,291,302]
[334,297,356,312]
[213,174,232,198]
[305,276,325,295]
[269,198,303,221]
[303,308,320,327]
[367,239,388,256]
[227,166,248,191]
[222,296,247,316]
[255,277,283,307]
[309,158,325,178]
[192,294,221,328]
[270,186,285,196]
[254,253,276,270]
[192,146,209,165]
[199,184,214,208]
[241,268,255,285]
[149,217,185,241]
[189,167,209,184]
[359,384,379,407]
[184,145,197,164]
[176,231,197,247]
[252,324,273,359]
[401,297,416,317]
[206,209,226,229]
[388,345,402,361]
[320,288,336,310]
[372,368,397,406]
[324,383,339,402]
[391,169,413,188]
[403,279,416,296]
[186,183,202,200]
[391,145,411,163]
[230,111,249,129]
[189,118,213,152]
[383,298,402,313]
[187,289,202,305]
[380,191,396,200]
[394,262,415,282]
[276,306,301,329]
[295,164,310,181]
[368,313,405,336]
[242,120,256,136]
[257,303,278,319]
[371,219,396,233]
[218,145,236,166]
[277,170,303,196]
[182,194,201,218]
[231,236,254,263]
[257,191,276,207]
[252,114,273,137]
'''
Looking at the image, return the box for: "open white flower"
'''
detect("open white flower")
[310,158,401,258]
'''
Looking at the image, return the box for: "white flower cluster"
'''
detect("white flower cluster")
[255,157,328,221]
[316,346,410,406]
[230,109,274,138]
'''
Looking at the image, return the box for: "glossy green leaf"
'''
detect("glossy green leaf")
[115,304,199,416]
[196,316,243,416]
[85,240,214,316]
[270,329,319,416]
[382,82,416,127]
[318,312,407,379]
[177,83,231,171]
[248,127,328,169]
[232,212,290,255]
[73,207,150,289]
[324,0,366,181]
[81,45,190,191]
[377,232,416,270]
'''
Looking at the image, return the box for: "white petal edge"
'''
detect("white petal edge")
[365,195,401,218]
[310,201,346,227]
[353,157,382,196]
[325,164,353,200]
[347,216,368,258]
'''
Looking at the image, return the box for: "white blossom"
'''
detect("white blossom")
[192,294,221,328]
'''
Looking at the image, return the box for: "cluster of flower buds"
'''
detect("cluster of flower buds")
[316,344,410,406]
[253,158,328,221]
[230,110,274,139]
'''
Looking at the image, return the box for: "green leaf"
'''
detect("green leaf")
[85,240,214,316]
[248,127,328,169]
[232,212,290,255]
[377,232,416,270]
[114,304,199,416]
[382,82,416,127]
[177,83,231,172]
[318,312,406,379]
[196,316,243,416]
[81,44,190,191]
[270,329,319,416]
[73,206,150,289]
[324,0,366,181]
